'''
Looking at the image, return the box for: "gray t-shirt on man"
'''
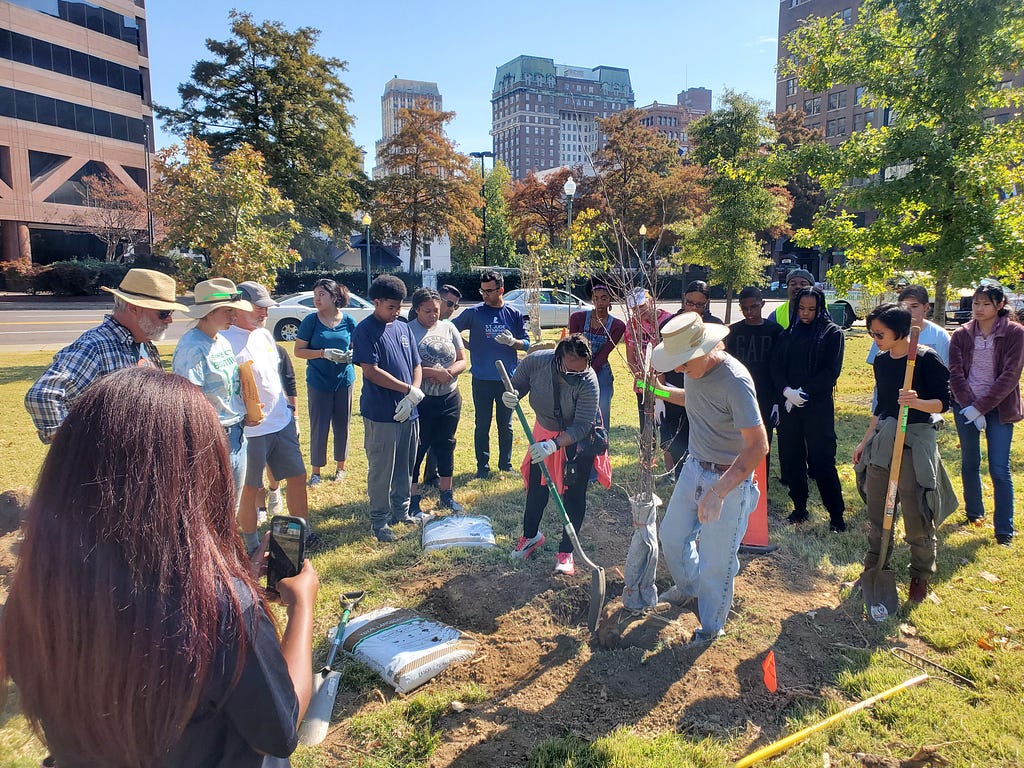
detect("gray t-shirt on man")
[684,354,762,465]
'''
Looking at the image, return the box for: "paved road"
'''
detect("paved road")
[0,297,788,352]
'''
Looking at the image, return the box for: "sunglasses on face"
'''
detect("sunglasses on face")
[868,330,886,339]
[480,288,499,295]
[444,299,458,308]
[684,300,708,310]
[156,310,173,320]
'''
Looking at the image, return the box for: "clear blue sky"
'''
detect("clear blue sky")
[147,0,781,172]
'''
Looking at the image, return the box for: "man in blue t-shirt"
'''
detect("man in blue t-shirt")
[352,275,423,542]
[452,271,530,477]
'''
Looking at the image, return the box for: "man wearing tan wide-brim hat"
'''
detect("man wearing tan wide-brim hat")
[647,312,769,647]
[25,268,186,443]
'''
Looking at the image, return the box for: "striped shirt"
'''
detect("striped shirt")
[24,316,163,443]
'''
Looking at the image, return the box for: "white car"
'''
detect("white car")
[501,288,593,328]
[267,291,375,341]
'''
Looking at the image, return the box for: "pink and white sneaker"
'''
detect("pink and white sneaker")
[510,532,545,560]
[554,552,575,575]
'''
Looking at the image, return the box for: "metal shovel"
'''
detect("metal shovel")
[863,326,919,622]
[496,360,606,633]
[296,590,365,745]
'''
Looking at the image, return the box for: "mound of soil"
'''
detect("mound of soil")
[321,496,875,767]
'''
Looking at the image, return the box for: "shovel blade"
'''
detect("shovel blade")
[587,567,606,633]
[296,669,342,746]
[862,568,899,622]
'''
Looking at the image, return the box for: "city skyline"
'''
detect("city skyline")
[145,0,781,175]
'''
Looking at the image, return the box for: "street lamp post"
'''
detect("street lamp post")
[563,175,577,327]
[469,150,494,265]
[362,213,372,297]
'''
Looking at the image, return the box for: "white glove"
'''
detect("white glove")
[495,329,517,346]
[960,405,981,422]
[323,348,351,364]
[529,439,558,464]
[393,385,425,423]
[770,404,780,427]
[654,398,666,425]
[783,387,808,409]
[785,399,794,413]
[501,390,520,409]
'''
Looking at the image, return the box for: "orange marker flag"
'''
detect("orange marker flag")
[762,650,778,693]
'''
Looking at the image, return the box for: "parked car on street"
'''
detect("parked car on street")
[267,291,375,341]
[501,288,593,328]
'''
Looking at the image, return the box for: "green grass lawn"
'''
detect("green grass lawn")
[2,331,1023,767]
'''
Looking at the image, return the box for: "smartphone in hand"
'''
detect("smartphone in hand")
[266,515,307,594]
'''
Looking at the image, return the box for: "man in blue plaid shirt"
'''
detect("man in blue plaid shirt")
[25,269,186,443]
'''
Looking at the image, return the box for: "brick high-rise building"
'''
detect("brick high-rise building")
[1,0,153,263]
[491,56,634,180]
[372,77,442,179]
[637,87,712,157]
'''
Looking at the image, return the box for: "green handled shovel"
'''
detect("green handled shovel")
[496,360,605,633]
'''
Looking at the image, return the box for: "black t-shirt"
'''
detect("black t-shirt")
[873,346,950,424]
[43,578,298,768]
[725,321,782,403]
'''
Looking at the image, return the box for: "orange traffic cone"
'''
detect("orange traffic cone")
[741,457,777,552]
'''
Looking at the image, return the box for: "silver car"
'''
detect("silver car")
[267,291,375,341]
[501,288,593,328]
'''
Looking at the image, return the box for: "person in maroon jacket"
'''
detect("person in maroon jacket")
[948,282,1024,546]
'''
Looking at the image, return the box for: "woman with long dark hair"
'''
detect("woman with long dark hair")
[949,282,1024,546]
[771,285,848,531]
[294,278,356,486]
[1,367,318,767]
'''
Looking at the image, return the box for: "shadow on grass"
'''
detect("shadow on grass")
[0,365,47,386]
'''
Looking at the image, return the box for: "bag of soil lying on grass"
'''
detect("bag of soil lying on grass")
[421,515,496,551]
[338,606,477,694]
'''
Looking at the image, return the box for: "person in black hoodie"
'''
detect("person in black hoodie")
[771,285,848,530]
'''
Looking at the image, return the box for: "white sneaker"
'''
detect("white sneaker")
[510,532,545,560]
[267,488,283,517]
[554,552,575,575]
[256,507,268,525]
[658,584,694,606]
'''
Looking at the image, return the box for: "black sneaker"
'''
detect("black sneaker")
[787,510,809,524]
[829,517,847,533]
[476,467,491,479]
[390,512,417,526]
[372,525,397,543]
[996,534,1014,547]
[305,531,323,552]
[440,490,464,513]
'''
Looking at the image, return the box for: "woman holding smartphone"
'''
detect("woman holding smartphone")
[0,368,319,767]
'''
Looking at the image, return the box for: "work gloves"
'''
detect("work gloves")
[960,405,986,431]
[323,348,352,365]
[654,398,666,425]
[495,330,517,346]
[393,385,425,423]
[501,390,520,409]
[770,404,780,427]
[529,439,558,463]
[782,386,809,413]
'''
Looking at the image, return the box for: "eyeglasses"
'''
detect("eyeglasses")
[480,288,499,295]
[444,299,458,308]
[684,299,708,311]
[156,310,173,320]
[868,330,886,339]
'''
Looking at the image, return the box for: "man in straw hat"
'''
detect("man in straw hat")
[651,312,768,646]
[25,268,187,443]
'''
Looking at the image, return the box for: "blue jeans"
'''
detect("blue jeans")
[659,457,759,641]
[953,403,1015,538]
[225,421,247,506]
[595,363,613,433]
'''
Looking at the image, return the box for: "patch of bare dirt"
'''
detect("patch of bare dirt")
[320,496,878,767]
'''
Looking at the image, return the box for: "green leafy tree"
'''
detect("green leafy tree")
[474,160,516,268]
[769,109,828,231]
[672,91,790,321]
[781,0,1024,321]
[371,102,481,272]
[157,11,362,236]
[525,207,610,295]
[152,137,300,287]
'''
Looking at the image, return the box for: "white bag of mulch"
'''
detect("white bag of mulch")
[421,514,495,551]
[340,606,477,694]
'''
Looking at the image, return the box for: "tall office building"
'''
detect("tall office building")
[1,0,153,263]
[637,87,712,157]
[491,56,634,180]
[372,77,442,179]
[777,0,1022,144]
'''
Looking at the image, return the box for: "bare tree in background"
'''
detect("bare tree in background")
[77,174,150,262]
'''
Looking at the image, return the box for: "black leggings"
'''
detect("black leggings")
[413,390,461,480]
[523,454,592,554]
[777,402,845,519]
